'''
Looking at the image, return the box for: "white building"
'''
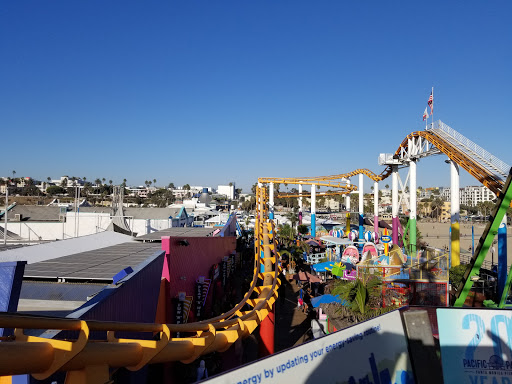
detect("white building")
[217,184,235,200]
[434,186,496,206]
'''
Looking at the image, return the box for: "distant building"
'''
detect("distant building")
[437,186,496,206]
[217,184,235,200]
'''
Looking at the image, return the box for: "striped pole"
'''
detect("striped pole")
[298,184,303,225]
[359,174,364,243]
[409,160,417,257]
[345,179,351,236]
[311,184,316,237]
[450,160,460,267]
[392,165,399,246]
[498,215,507,298]
[269,182,274,220]
[374,181,379,243]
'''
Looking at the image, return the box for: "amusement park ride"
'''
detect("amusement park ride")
[0,120,511,383]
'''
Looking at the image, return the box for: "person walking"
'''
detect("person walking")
[196,360,208,381]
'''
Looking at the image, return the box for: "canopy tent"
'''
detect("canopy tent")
[311,294,345,308]
[319,236,353,246]
[292,271,323,283]
[305,239,321,247]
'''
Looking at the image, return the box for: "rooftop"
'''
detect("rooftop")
[135,227,217,241]
[23,242,161,282]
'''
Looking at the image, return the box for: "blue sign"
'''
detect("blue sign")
[208,310,414,384]
[438,308,512,383]
[381,235,392,244]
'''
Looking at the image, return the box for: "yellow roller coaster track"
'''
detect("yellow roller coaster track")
[259,130,505,197]
[0,129,506,382]
[0,192,280,382]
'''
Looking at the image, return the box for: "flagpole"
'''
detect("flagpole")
[431,86,434,129]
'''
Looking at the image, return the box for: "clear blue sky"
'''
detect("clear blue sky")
[1,1,510,192]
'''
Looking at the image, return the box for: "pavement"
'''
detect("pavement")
[274,275,313,352]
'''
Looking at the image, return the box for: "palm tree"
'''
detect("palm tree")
[168,182,175,190]
[431,198,444,221]
[385,184,389,191]
[286,210,299,229]
[109,180,113,186]
[122,178,127,187]
[47,177,51,183]
[102,178,106,185]
[153,179,157,186]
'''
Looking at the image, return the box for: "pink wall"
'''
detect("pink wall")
[161,236,236,322]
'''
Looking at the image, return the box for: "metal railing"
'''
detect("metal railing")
[306,252,328,264]
[0,218,281,382]
[428,120,510,179]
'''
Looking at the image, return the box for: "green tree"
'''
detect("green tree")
[431,198,444,220]
[47,186,66,196]
[277,223,296,244]
[297,224,309,235]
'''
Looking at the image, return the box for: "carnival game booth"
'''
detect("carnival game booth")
[318,236,353,262]
[356,245,449,308]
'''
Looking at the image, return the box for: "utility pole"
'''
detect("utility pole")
[3,180,8,245]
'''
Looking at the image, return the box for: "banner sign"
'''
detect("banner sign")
[222,256,228,287]
[438,308,512,383]
[207,310,414,384]
[202,278,211,306]
[195,278,204,319]
[211,263,220,281]
[230,254,236,274]
[175,292,193,338]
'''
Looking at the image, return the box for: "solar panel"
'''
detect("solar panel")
[24,242,162,282]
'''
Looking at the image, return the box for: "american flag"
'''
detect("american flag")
[427,91,433,113]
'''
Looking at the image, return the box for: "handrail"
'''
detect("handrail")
[428,121,510,178]
[0,207,281,381]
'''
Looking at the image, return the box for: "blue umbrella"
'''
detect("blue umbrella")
[311,294,346,308]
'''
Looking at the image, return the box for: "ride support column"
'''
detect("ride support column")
[345,178,351,236]
[269,182,274,220]
[311,184,316,237]
[359,173,364,243]
[409,160,417,257]
[392,165,399,245]
[259,224,275,356]
[498,215,508,298]
[374,181,379,243]
[298,184,303,225]
[450,160,460,267]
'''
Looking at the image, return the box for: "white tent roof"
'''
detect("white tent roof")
[319,236,353,245]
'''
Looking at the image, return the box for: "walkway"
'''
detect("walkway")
[274,274,313,352]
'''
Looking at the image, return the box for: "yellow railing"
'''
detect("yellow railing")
[0,215,280,383]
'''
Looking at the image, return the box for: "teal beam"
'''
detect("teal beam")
[454,168,512,307]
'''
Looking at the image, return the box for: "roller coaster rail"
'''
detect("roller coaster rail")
[0,120,509,382]
[0,195,281,383]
